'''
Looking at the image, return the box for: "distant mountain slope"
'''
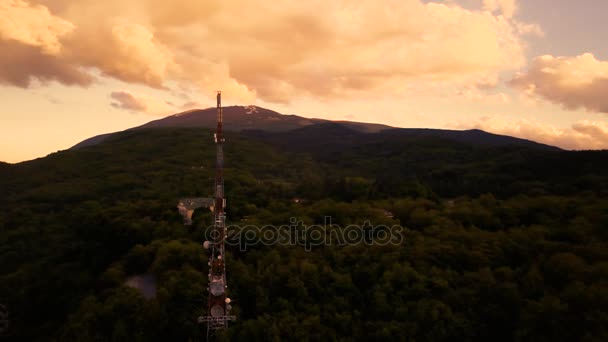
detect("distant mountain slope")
[140,106,320,131]
[70,132,115,149]
[140,105,393,133]
[378,128,561,150]
[71,105,562,151]
[243,122,364,152]
[72,106,392,149]
[243,123,561,152]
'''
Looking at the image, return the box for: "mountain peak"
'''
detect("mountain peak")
[71,106,560,151]
[169,105,281,119]
[137,105,395,134]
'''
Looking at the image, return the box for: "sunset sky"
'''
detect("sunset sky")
[2,0,608,162]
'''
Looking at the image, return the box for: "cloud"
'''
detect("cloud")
[483,0,517,18]
[457,87,511,103]
[449,115,608,150]
[0,0,92,87]
[110,90,174,115]
[515,22,544,37]
[572,121,608,146]
[0,0,74,54]
[5,0,535,103]
[511,53,608,113]
[180,101,202,110]
[0,40,93,87]
[67,21,176,88]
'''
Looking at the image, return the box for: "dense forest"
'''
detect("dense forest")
[1,126,607,341]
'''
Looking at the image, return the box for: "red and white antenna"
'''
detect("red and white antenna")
[198,91,235,338]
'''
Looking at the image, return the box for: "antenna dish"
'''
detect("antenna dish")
[210,305,225,317]
[209,279,225,296]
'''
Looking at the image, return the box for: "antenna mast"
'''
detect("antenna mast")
[198,91,235,339]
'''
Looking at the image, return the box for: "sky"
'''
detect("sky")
[1,0,608,163]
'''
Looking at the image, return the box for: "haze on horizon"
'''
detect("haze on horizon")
[1,0,608,163]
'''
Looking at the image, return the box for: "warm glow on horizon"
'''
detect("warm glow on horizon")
[2,0,608,162]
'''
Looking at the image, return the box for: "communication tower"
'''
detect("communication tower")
[178,92,235,339]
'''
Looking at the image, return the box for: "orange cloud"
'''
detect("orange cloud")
[66,21,176,88]
[457,87,511,104]
[6,0,535,103]
[511,53,608,113]
[180,101,202,111]
[449,116,608,150]
[110,90,174,115]
[0,0,74,54]
[0,0,92,87]
[483,0,517,18]
[0,40,93,87]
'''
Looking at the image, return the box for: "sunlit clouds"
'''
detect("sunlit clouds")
[80,22,176,88]
[3,0,536,102]
[450,116,608,150]
[0,0,93,87]
[0,0,73,54]
[482,0,517,19]
[511,53,608,114]
[110,90,174,115]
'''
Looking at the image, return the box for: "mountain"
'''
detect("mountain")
[71,105,559,151]
[379,128,560,150]
[140,105,393,133]
[71,105,392,149]
[243,123,560,153]
[0,162,9,175]
[141,106,322,131]
[71,132,115,149]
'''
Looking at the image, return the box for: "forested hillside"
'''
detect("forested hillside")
[1,127,607,341]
